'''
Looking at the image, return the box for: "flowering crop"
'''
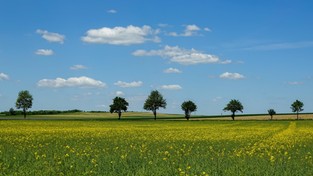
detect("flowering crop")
[0,120,312,175]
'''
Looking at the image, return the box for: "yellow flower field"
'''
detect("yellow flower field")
[0,120,312,175]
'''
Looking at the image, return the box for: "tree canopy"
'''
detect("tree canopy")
[181,100,197,120]
[223,99,243,120]
[109,97,129,120]
[291,100,304,120]
[143,90,166,120]
[16,90,33,118]
[268,109,276,120]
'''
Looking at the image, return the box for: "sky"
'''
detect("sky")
[1,0,313,115]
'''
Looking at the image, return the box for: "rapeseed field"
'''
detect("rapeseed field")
[0,120,312,175]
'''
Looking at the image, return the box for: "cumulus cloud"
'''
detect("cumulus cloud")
[37,76,106,88]
[164,67,182,73]
[35,49,54,56]
[107,9,117,13]
[161,84,182,90]
[70,65,88,70]
[115,91,125,96]
[81,25,160,45]
[0,73,9,80]
[36,29,65,43]
[169,24,209,37]
[133,45,220,65]
[114,81,143,88]
[219,72,245,80]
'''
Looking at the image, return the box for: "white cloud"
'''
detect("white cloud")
[169,24,208,37]
[70,65,88,70]
[107,9,117,13]
[220,60,232,64]
[164,67,182,73]
[288,81,304,85]
[161,84,182,90]
[81,25,160,45]
[212,96,223,102]
[220,72,245,80]
[37,76,106,88]
[114,81,143,88]
[35,49,54,56]
[133,45,220,65]
[36,29,65,44]
[204,27,211,32]
[115,91,125,96]
[0,73,9,80]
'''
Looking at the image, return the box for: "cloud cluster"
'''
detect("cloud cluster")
[133,45,220,65]
[164,67,182,73]
[37,76,106,88]
[36,29,65,44]
[219,72,245,80]
[35,49,54,56]
[115,91,125,96]
[161,84,182,90]
[0,73,9,80]
[114,81,143,88]
[82,25,160,45]
[70,65,88,70]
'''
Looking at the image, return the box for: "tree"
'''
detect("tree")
[291,100,304,120]
[143,90,167,120]
[9,108,16,116]
[181,100,197,120]
[223,99,243,120]
[109,97,129,120]
[16,90,33,118]
[268,109,276,120]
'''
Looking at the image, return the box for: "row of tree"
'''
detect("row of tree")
[10,90,305,120]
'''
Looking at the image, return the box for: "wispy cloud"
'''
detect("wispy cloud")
[107,9,117,14]
[37,76,106,88]
[164,68,182,74]
[161,84,182,90]
[288,81,304,85]
[82,25,160,45]
[0,73,9,80]
[220,72,245,80]
[244,41,313,51]
[70,65,88,70]
[35,49,54,56]
[36,29,65,44]
[115,91,124,96]
[114,81,143,88]
[133,45,223,65]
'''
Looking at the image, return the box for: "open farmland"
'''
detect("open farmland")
[1,118,313,175]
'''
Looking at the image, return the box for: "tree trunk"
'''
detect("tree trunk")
[297,112,299,120]
[270,115,273,120]
[153,110,156,120]
[231,112,235,121]
[23,108,26,119]
[118,111,121,120]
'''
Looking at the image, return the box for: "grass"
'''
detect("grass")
[1,116,313,175]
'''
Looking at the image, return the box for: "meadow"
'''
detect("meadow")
[0,114,313,175]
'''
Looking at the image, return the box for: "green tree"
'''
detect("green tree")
[223,99,244,120]
[9,108,16,116]
[291,100,304,120]
[109,97,129,120]
[181,100,197,120]
[16,90,33,118]
[143,90,167,120]
[268,109,276,120]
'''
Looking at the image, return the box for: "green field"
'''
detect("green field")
[1,115,313,175]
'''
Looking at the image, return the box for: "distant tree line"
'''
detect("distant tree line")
[0,90,306,120]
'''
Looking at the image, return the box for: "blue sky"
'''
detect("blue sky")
[1,0,313,115]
